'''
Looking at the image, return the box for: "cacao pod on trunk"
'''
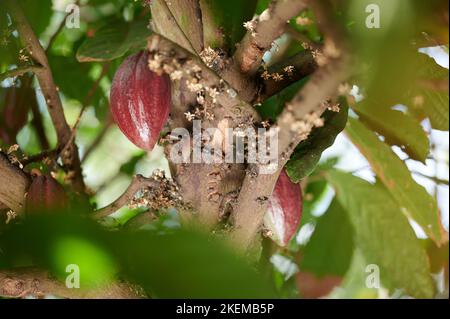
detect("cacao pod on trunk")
[264,169,303,246]
[110,51,171,151]
[0,87,33,144]
[26,175,68,213]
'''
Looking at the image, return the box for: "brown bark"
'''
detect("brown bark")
[0,153,30,213]
[6,1,85,194]
[0,268,144,299]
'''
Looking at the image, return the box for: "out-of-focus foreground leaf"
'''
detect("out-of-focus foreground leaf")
[200,0,258,51]
[326,170,435,299]
[346,118,445,245]
[352,102,430,163]
[0,214,276,298]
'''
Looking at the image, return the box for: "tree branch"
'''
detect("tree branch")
[233,0,308,76]
[147,34,260,126]
[81,117,113,164]
[6,1,85,193]
[93,172,184,220]
[258,50,317,102]
[93,175,160,220]
[45,0,81,52]
[0,153,30,213]
[231,0,352,250]
[0,65,43,82]
[0,268,144,299]
[59,63,110,161]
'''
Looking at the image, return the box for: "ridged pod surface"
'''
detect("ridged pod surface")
[264,169,303,246]
[110,51,171,151]
[26,175,68,213]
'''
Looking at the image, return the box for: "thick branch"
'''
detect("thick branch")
[233,0,308,76]
[0,268,144,299]
[0,153,30,213]
[7,1,85,193]
[231,1,351,250]
[147,34,260,125]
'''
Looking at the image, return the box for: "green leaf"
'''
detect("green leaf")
[255,0,270,14]
[352,102,430,163]
[301,199,354,277]
[76,19,150,62]
[1,214,276,298]
[326,170,435,298]
[20,0,53,36]
[200,0,258,51]
[48,54,99,102]
[119,152,146,175]
[258,79,307,120]
[414,53,449,131]
[345,118,444,245]
[157,0,204,54]
[286,98,349,183]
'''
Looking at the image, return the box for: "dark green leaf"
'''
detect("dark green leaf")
[20,0,53,36]
[76,19,150,62]
[301,199,354,277]
[286,98,349,183]
[119,152,146,175]
[48,54,100,103]
[1,214,276,298]
[200,0,258,51]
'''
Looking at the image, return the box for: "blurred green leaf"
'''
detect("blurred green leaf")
[48,54,102,104]
[200,0,257,51]
[352,102,430,163]
[255,0,270,15]
[286,98,349,183]
[346,118,444,245]
[76,19,150,62]
[0,214,276,298]
[301,199,354,277]
[258,79,307,120]
[348,0,417,106]
[119,151,146,175]
[412,53,449,131]
[301,179,328,225]
[326,170,435,299]
[20,0,53,37]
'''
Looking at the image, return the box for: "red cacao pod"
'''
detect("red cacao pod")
[264,169,303,246]
[26,175,69,213]
[110,51,171,151]
[0,87,33,144]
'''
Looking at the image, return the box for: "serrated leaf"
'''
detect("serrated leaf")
[326,170,435,299]
[345,117,445,245]
[286,99,349,183]
[301,199,354,277]
[76,19,150,62]
[352,102,430,163]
